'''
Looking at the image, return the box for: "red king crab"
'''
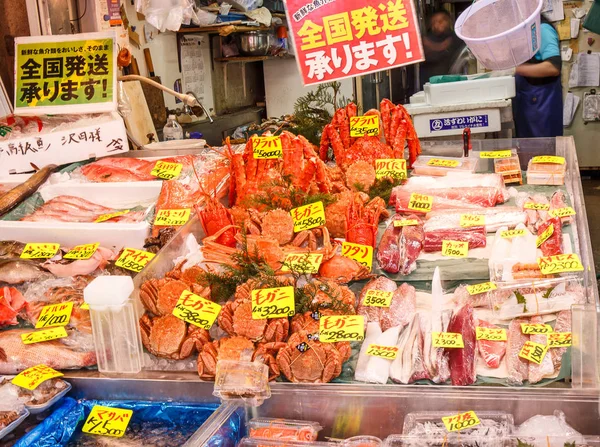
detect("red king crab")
[195,196,237,248]
[345,195,387,249]
[140,314,210,360]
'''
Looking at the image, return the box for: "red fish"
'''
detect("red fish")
[0,287,26,327]
[446,304,476,386]
[476,319,507,368]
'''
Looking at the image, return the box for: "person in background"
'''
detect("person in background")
[421,10,465,88]
[513,16,562,138]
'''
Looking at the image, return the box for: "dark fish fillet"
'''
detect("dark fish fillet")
[476,319,506,368]
[399,215,424,275]
[423,227,487,252]
[538,216,563,257]
[446,304,476,386]
[376,217,403,273]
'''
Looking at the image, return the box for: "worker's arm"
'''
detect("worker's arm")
[515,60,560,78]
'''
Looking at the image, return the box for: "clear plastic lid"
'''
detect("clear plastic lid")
[494,156,521,174]
[213,360,270,407]
[238,438,337,447]
[248,417,322,441]
[412,156,478,177]
[344,435,383,446]
[527,158,567,174]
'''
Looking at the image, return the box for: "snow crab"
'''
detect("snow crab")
[140,314,210,360]
[346,195,387,249]
[195,196,237,248]
[317,255,372,284]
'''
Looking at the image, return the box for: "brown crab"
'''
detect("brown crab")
[140,314,210,360]
[290,310,352,363]
[139,277,207,316]
[304,280,357,309]
[164,260,208,289]
[317,255,372,284]
[197,336,255,380]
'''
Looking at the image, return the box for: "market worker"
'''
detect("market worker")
[513,16,562,138]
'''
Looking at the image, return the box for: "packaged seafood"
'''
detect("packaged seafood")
[494,155,522,185]
[0,384,29,441]
[248,417,322,441]
[514,410,584,447]
[411,156,477,177]
[0,378,71,414]
[344,436,383,446]
[527,158,566,186]
[239,439,338,447]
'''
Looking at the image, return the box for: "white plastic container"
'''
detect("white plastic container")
[455,0,544,70]
[424,76,516,106]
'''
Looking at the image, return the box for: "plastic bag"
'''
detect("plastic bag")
[515,410,584,447]
[117,80,132,118]
[136,0,199,32]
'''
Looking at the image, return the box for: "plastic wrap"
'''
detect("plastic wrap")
[135,0,199,32]
[377,215,424,275]
[446,304,476,386]
[423,207,527,233]
[393,187,505,213]
[117,81,133,118]
[0,378,70,413]
[248,417,322,441]
[423,227,487,253]
[357,280,416,332]
[514,410,584,446]
[0,384,28,439]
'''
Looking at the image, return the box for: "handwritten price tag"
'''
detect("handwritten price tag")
[441,240,468,258]
[350,115,380,137]
[432,332,464,348]
[442,411,481,432]
[252,136,283,159]
[536,224,554,248]
[341,242,373,271]
[63,243,99,260]
[172,290,221,330]
[460,214,485,228]
[479,150,512,159]
[281,253,323,274]
[531,155,565,164]
[11,365,63,390]
[550,207,576,218]
[95,210,130,223]
[251,286,295,319]
[319,315,364,342]
[466,281,497,295]
[81,302,90,310]
[290,201,326,232]
[35,302,73,329]
[151,161,183,180]
[366,344,398,359]
[427,158,460,168]
[408,193,433,213]
[115,248,156,273]
[519,340,549,365]
[362,289,393,307]
[154,208,191,226]
[375,158,407,180]
[524,202,550,211]
[394,219,420,227]
[21,327,68,344]
[83,405,133,438]
[476,327,507,341]
[548,332,572,348]
[500,229,526,239]
[20,243,59,259]
[537,253,584,275]
[521,323,553,335]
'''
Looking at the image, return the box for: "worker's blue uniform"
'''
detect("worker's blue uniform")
[513,23,563,138]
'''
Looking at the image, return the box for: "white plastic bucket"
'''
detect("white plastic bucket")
[455,0,544,70]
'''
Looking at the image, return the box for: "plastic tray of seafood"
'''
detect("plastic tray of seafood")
[0,408,29,441]
[247,417,323,441]
[411,155,478,176]
[0,377,72,415]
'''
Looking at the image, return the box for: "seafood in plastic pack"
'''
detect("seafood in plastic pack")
[0,377,71,414]
[526,158,566,186]
[248,417,322,441]
[411,156,478,177]
[213,359,271,406]
[0,383,29,440]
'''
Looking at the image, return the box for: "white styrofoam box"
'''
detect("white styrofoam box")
[0,112,128,176]
[424,76,516,106]
[410,91,426,104]
[413,108,501,138]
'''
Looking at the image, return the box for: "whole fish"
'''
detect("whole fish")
[0,164,57,216]
[0,241,27,259]
[0,259,53,284]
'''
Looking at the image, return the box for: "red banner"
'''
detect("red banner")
[285,0,424,85]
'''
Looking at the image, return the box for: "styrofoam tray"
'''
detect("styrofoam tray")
[0,408,29,440]
[25,382,71,414]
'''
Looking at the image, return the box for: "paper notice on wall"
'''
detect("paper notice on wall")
[543,0,564,22]
[568,53,600,88]
[563,92,580,126]
[571,18,581,39]
[180,35,206,103]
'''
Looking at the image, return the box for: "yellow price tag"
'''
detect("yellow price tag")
[442,411,481,432]
[460,214,485,228]
[432,332,464,348]
[11,365,63,390]
[427,158,460,168]
[374,158,407,180]
[153,208,191,226]
[350,115,380,137]
[21,327,68,344]
[252,136,283,159]
[151,161,183,180]
[290,201,326,232]
[366,344,398,359]
[341,242,373,271]
[407,193,433,213]
[172,290,221,330]
[479,150,513,159]
[95,210,130,223]
[536,224,554,248]
[519,340,549,364]
[251,286,295,319]
[35,302,73,329]
[537,253,584,275]
[441,240,468,258]
[531,155,565,164]
[520,323,553,335]
[80,302,90,310]
[115,248,156,273]
[362,289,393,307]
[524,202,550,211]
[466,281,497,295]
[550,207,576,218]
[82,405,133,438]
[281,253,323,274]
[394,219,420,227]
[63,243,99,260]
[476,327,507,341]
[500,229,526,239]
[548,332,572,348]
[319,315,365,343]
[20,243,60,259]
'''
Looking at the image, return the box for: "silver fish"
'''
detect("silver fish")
[0,259,53,284]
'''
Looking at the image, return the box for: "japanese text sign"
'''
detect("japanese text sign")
[479,150,512,159]
[548,332,572,348]
[115,248,156,273]
[466,281,496,296]
[12,364,63,390]
[172,290,221,330]
[252,136,283,159]
[281,253,324,273]
[251,286,296,319]
[375,158,407,180]
[350,115,380,137]
[319,315,365,342]
[285,0,424,85]
[95,210,130,223]
[394,218,419,227]
[362,289,393,307]
[151,161,183,180]
[291,201,326,232]
[341,241,373,271]
[442,411,481,432]
[35,302,73,329]
[550,207,576,218]
[432,332,464,348]
[520,323,553,335]
[500,229,526,239]
[20,243,60,259]
[441,240,468,258]
[427,158,459,168]
[460,214,485,228]
[366,344,398,359]
[14,31,116,115]
[83,405,132,437]
[536,224,554,248]
[407,192,433,213]
[64,243,99,260]
[476,327,507,341]
[524,202,550,211]
[531,155,565,164]
[21,327,68,344]
[519,340,549,365]
[537,253,584,275]
[154,209,191,226]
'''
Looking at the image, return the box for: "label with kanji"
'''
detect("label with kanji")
[251,286,295,319]
[426,158,460,168]
[550,207,576,218]
[172,290,221,330]
[63,243,99,260]
[531,155,565,164]
[115,248,156,273]
[519,340,549,365]
[252,136,283,159]
[375,158,407,180]
[537,253,584,275]
[476,327,507,341]
[460,214,485,228]
[479,150,513,159]
[95,210,130,223]
[11,365,63,390]
[82,405,133,438]
[394,219,419,227]
[366,344,398,359]
[151,161,183,180]
[466,281,497,295]
[153,208,191,226]
[35,302,73,329]
[432,332,464,348]
[362,289,393,307]
[442,411,481,432]
[350,115,380,137]
[520,323,553,335]
[441,240,468,258]
[20,243,60,259]
[500,229,526,239]
[341,242,373,271]
[21,327,68,344]
[281,253,324,274]
[407,193,433,213]
[290,201,326,232]
[548,332,572,348]
[319,315,364,342]
[536,224,554,248]
[524,202,550,211]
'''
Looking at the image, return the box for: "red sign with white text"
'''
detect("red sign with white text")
[285,0,424,85]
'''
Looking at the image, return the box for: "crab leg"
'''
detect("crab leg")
[327,124,346,168]
[346,103,358,147]
[333,107,351,150]
[319,124,332,161]
[380,98,394,144]
[231,153,246,205]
